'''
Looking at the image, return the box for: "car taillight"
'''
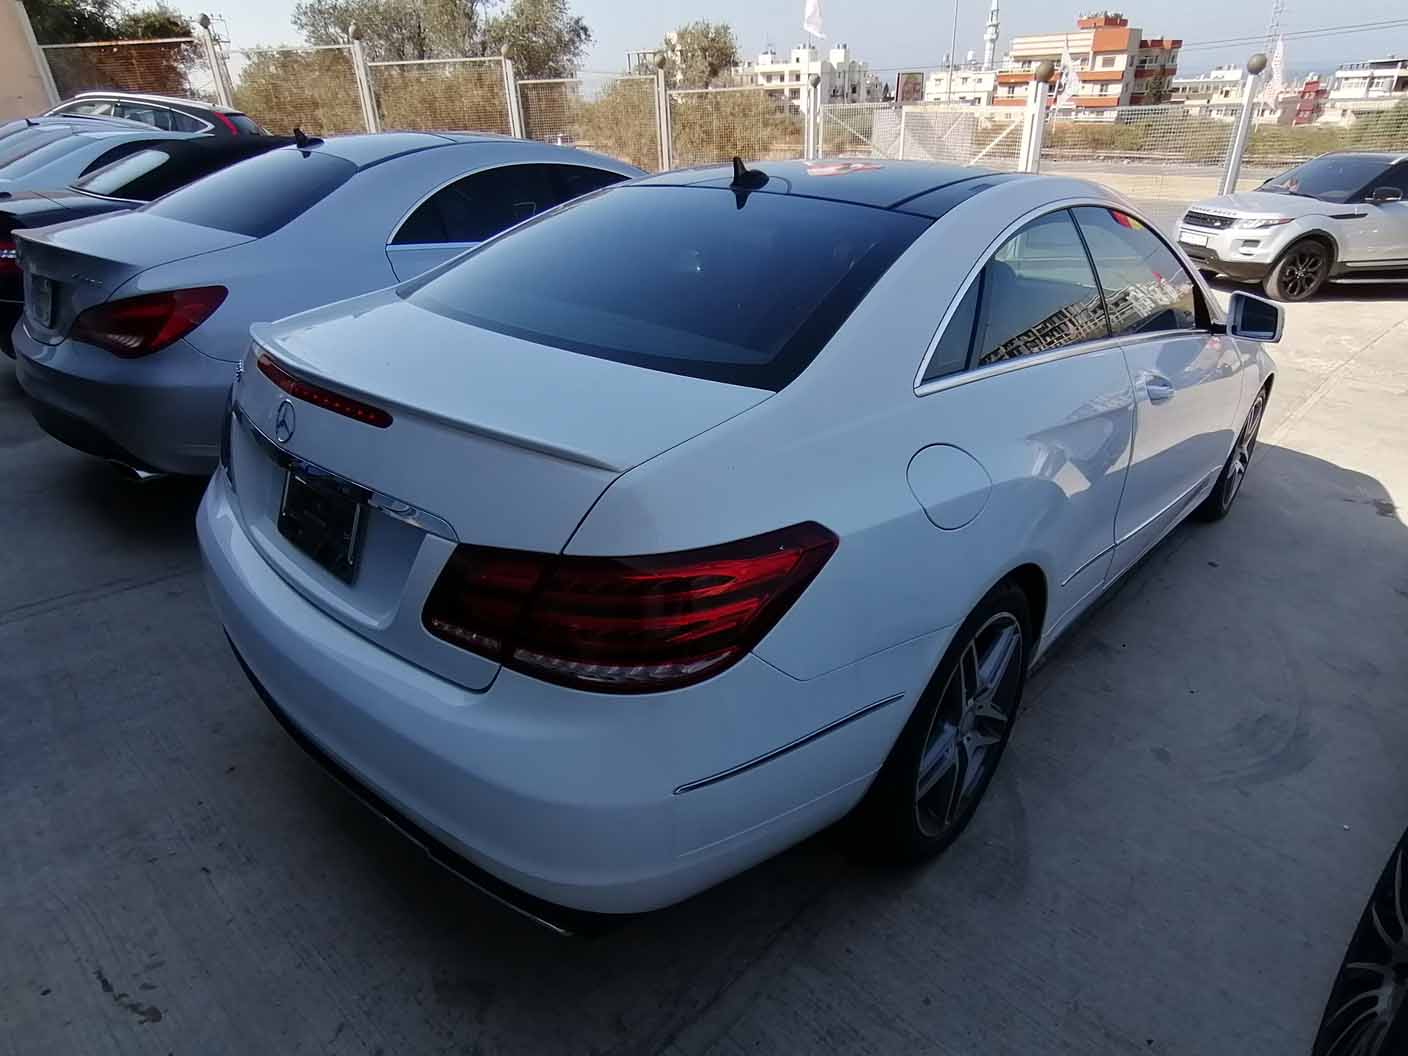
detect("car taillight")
[71,286,226,357]
[256,352,393,428]
[422,523,838,693]
[0,238,17,276]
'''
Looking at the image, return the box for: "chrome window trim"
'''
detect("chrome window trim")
[913,196,1219,396]
[386,240,478,253]
[385,156,625,247]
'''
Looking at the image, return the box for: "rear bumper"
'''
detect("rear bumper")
[12,323,232,475]
[197,470,940,915]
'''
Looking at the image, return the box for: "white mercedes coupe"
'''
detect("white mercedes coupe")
[198,159,1280,931]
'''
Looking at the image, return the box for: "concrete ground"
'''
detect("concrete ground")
[1,283,1406,1056]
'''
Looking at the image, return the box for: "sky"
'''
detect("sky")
[166,0,1408,77]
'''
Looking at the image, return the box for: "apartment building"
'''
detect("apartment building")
[924,65,998,105]
[1321,57,1408,124]
[732,43,884,110]
[991,12,1180,115]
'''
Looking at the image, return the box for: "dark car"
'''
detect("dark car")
[45,92,267,137]
[1,135,291,356]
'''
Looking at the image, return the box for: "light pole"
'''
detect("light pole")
[946,1,961,103]
[1221,52,1268,196]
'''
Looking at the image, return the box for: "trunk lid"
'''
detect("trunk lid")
[15,212,251,343]
[228,290,771,689]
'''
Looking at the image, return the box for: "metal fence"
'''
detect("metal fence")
[668,86,804,167]
[227,45,364,135]
[369,57,511,135]
[519,73,660,171]
[40,38,218,104]
[28,25,1407,198]
[816,103,1027,170]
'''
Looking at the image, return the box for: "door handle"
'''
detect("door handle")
[1145,374,1175,403]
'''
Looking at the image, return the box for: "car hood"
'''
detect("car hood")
[1188,190,1363,219]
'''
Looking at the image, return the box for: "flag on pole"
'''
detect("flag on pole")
[1055,45,1078,108]
[1260,35,1285,107]
[803,0,826,39]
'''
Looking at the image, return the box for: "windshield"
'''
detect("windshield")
[405,185,929,390]
[1261,155,1390,202]
[71,147,170,198]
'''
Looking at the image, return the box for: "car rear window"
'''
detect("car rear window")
[71,147,171,198]
[404,185,929,390]
[0,128,75,171]
[143,147,354,237]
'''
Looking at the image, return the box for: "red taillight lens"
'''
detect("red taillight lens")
[0,238,18,276]
[422,523,839,693]
[256,352,393,429]
[71,286,226,357]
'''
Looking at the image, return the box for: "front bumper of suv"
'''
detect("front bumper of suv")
[1175,216,1297,280]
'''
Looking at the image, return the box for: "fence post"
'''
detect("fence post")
[501,53,525,138]
[348,24,380,133]
[1220,52,1267,196]
[15,1,60,108]
[898,105,907,160]
[197,14,234,107]
[1018,61,1054,172]
[654,57,671,171]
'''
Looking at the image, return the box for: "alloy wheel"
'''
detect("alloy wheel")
[1315,844,1408,1055]
[914,613,1023,838]
[1222,394,1265,511]
[1282,247,1326,299]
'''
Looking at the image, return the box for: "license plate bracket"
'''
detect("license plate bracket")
[277,471,365,583]
[27,274,55,328]
[1180,230,1210,247]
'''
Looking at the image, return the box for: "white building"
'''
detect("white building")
[1321,57,1408,123]
[1168,65,1245,120]
[924,64,998,105]
[733,43,885,109]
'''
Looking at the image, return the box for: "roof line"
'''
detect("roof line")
[620,181,930,217]
[886,170,1022,210]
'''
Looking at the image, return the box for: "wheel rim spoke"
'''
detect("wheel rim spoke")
[914,613,1023,835]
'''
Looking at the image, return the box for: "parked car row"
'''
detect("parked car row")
[5,120,1281,931]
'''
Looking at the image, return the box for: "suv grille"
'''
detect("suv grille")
[1184,210,1236,230]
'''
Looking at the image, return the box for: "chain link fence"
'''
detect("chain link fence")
[519,73,660,171]
[227,45,363,135]
[1246,102,1408,169]
[669,87,804,167]
[41,38,218,104]
[369,57,510,135]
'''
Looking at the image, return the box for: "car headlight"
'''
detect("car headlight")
[1235,217,1293,230]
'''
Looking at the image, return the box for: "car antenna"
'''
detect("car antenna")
[292,127,322,149]
[730,156,768,208]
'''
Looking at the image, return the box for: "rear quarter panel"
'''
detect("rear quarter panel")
[568,178,1135,689]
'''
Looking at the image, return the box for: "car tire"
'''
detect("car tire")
[1195,387,1267,522]
[848,579,1031,863]
[1310,827,1408,1056]
[1263,238,1331,301]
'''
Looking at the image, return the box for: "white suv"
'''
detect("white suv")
[1180,151,1408,301]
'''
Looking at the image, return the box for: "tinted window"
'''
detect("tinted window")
[227,114,267,135]
[77,140,166,177]
[1261,155,1391,203]
[73,148,171,196]
[57,101,114,117]
[0,127,73,169]
[145,148,355,237]
[971,211,1108,367]
[922,279,980,383]
[115,102,175,131]
[0,134,86,177]
[392,163,627,245]
[168,110,208,133]
[1374,163,1408,196]
[405,185,928,390]
[1073,206,1199,334]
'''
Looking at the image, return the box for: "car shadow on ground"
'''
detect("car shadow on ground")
[215,440,1406,1054]
[1205,273,1408,303]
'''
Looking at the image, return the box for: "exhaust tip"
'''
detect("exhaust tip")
[106,460,166,483]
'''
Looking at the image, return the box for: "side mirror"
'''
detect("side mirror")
[1224,290,1283,343]
[1369,186,1404,203]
